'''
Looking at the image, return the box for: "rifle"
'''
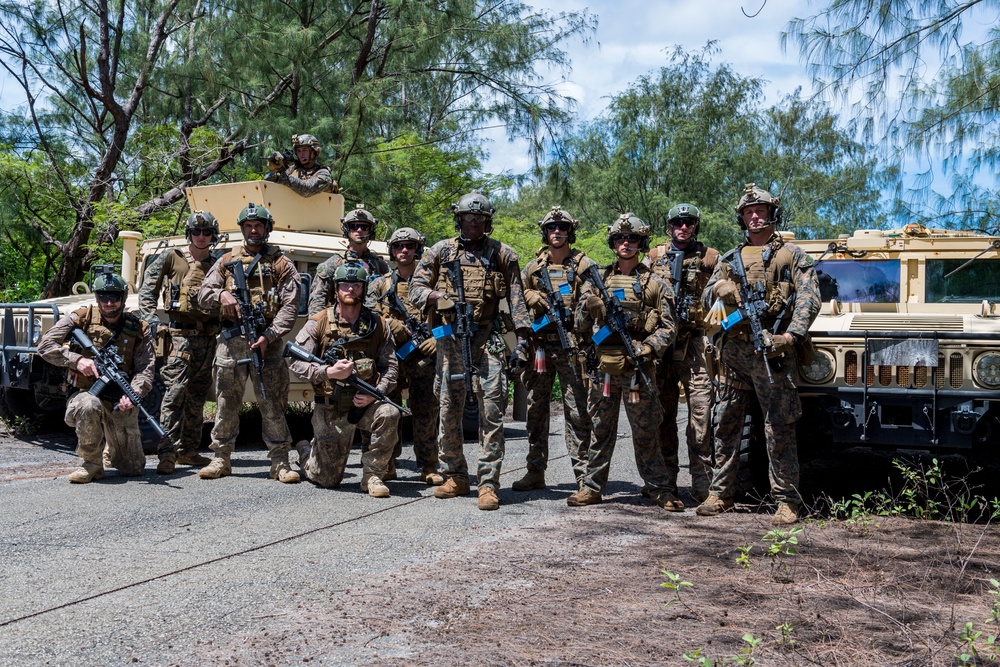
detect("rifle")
[283,341,410,418]
[665,250,696,324]
[380,284,432,361]
[532,265,580,382]
[221,257,269,400]
[720,247,776,383]
[69,328,165,438]
[440,258,478,396]
[583,264,653,393]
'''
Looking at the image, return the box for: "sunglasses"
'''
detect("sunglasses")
[190,229,214,237]
[95,293,123,304]
[545,222,571,232]
[670,220,696,228]
[611,234,641,244]
[347,223,372,231]
[459,213,488,224]
[392,242,418,250]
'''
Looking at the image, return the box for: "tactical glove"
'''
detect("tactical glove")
[508,340,530,371]
[714,280,740,306]
[267,151,285,174]
[771,332,795,355]
[586,295,605,320]
[417,336,437,357]
[387,317,408,341]
[524,290,549,316]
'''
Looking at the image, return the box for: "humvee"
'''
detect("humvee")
[794,223,1000,452]
[0,180,388,430]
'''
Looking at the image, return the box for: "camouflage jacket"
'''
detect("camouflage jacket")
[308,248,390,316]
[521,247,598,337]
[264,163,335,197]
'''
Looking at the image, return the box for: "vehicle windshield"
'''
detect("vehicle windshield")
[815,259,900,303]
[926,259,1000,303]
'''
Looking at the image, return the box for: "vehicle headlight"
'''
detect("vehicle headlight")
[31,317,42,345]
[974,352,1000,389]
[800,348,836,384]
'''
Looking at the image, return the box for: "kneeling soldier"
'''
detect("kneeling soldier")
[288,260,401,496]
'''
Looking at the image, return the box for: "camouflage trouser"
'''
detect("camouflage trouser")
[302,401,400,488]
[390,355,439,471]
[435,329,508,489]
[710,337,801,504]
[157,333,216,457]
[579,368,671,499]
[655,333,715,497]
[65,391,145,475]
[209,335,292,461]
[522,340,591,483]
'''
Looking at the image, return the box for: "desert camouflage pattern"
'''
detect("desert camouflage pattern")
[264,162,335,197]
[157,334,216,457]
[139,248,220,326]
[301,401,399,488]
[65,392,145,475]
[309,249,390,316]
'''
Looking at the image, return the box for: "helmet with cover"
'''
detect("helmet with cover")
[734,183,781,229]
[538,206,578,245]
[340,204,378,239]
[185,210,219,243]
[237,202,274,245]
[292,134,322,155]
[451,190,495,234]
[667,203,701,235]
[92,266,129,316]
[388,227,426,261]
[333,260,370,299]
[606,212,651,252]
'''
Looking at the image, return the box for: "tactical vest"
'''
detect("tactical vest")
[437,238,509,324]
[596,266,655,376]
[163,248,219,324]
[649,242,718,329]
[68,305,144,392]
[727,237,796,330]
[391,277,423,321]
[221,245,295,321]
[310,307,385,409]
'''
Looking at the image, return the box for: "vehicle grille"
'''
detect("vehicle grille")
[843,350,965,389]
[848,315,964,332]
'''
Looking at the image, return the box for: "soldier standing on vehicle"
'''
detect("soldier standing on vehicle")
[369,228,444,486]
[570,213,679,509]
[139,211,221,475]
[308,205,390,316]
[264,133,338,196]
[37,271,154,483]
[511,207,596,493]
[288,260,402,496]
[696,184,820,525]
[644,203,719,503]
[196,203,301,483]
[408,190,532,511]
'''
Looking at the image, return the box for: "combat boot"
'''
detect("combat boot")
[156,454,176,475]
[566,487,602,507]
[655,492,686,512]
[68,462,104,484]
[364,476,391,498]
[198,456,231,479]
[771,502,800,526]
[511,470,545,492]
[176,451,212,467]
[695,493,734,517]
[433,476,471,499]
[421,468,445,486]
[270,461,301,484]
[295,440,311,470]
[478,486,500,511]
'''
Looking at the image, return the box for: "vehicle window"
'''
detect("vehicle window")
[814,259,900,303]
[926,259,1000,303]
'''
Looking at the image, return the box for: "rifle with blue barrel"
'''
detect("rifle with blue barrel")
[221,257,269,400]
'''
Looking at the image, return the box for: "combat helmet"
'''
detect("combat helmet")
[292,134,322,155]
[451,190,495,233]
[668,203,701,234]
[237,202,274,245]
[388,227,426,261]
[333,260,370,298]
[734,183,781,229]
[607,212,652,252]
[185,210,219,243]
[341,204,378,239]
[92,265,129,315]
[538,206,578,245]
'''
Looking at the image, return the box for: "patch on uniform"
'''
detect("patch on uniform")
[800,254,814,267]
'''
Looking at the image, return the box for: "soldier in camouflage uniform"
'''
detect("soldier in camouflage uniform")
[138,211,221,475]
[696,184,821,526]
[644,203,719,503]
[369,227,444,486]
[288,260,402,496]
[571,213,679,510]
[265,133,338,196]
[37,271,154,483]
[196,203,302,483]
[308,205,390,316]
[408,190,532,511]
[511,207,596,492]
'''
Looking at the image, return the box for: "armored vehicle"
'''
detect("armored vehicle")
[794,224,999,452]
[0,181,388,431]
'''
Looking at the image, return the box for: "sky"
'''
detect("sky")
[481,0,816,175]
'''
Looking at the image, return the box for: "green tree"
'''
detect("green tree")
[783,0,1000,230]
[0,0,594,297]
